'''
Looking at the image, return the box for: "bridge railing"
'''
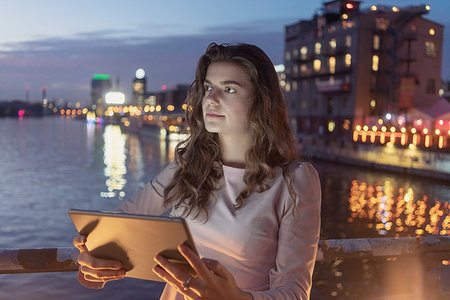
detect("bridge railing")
[1,236,449,298]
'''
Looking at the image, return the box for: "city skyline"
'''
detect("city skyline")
[0,0,449,105]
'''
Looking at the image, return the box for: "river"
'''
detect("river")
[0,117,448,299]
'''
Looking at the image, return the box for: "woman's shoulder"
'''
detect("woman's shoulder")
[286,160,319,178]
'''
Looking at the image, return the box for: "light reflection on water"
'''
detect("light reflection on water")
[348,179,449,237]
[101,125,127,199]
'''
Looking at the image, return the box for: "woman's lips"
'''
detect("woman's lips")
[206,111,224,118]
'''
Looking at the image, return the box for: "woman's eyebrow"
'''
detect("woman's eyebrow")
[204,79,243,87]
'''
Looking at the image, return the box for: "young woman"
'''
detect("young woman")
[74,43,321,300]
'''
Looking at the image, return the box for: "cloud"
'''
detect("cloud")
[0,25,285,104]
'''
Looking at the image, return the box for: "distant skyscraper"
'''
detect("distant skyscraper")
[91,74,112,117]
[132,68,146,106]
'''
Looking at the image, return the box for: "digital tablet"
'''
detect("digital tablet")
[68,209,198,282]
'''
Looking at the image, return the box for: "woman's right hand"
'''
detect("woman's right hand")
[73,235,127,289]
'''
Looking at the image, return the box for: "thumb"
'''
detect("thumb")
[73,235,89,253]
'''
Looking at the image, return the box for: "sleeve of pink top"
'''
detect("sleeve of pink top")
[249,162,322,300]
[114,162,177,215]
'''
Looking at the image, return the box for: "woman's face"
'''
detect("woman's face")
[202,61,253,140]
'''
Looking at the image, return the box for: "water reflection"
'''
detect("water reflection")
[126,133,145,183]
[102,125,127,199]
[348,179,449,237]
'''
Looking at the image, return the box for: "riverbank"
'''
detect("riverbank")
[301,142,450,182]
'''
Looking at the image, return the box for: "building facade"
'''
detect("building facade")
[284,0,443,143]
[91,74,112,117]
[132,68,147,107]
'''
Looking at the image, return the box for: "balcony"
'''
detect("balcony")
[316,78,351,93]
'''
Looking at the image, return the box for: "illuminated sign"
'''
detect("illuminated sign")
[105,91,126,105]
[93,74,111,80]
[135,68,145,79]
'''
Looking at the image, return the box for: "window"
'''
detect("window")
[373,35,380,50]
[329,57,336,74]
[315,42,321,54]
[329,38,337,49]
[345,53,352,67]
[327,98,333,115]
[300,64,308,73]
[300,46,308,60]
[345,35,352,47]
[285,81,291,92]
[376,18,389,30]
[372,55,379,71]
[425,41,437,57]
[285,51,291,61]
[314,59,321,72]
[426,79,436,94]
[292,81,298,91]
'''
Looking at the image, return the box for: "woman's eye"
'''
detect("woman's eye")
[204,85,212,91]
[225,87,236,94]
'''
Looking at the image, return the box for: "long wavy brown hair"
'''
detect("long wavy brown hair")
[163,43,298,221]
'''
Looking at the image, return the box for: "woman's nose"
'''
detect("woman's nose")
[205,89,220,104]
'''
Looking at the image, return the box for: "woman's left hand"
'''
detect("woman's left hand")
[153,244,252,300]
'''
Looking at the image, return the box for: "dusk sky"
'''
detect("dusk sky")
[1,0,448,106]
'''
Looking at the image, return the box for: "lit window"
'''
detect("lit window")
[285,81,291,92]
[345,35,352,47]
[342,20,355,29]
[313,59,321,72]
[372,55,379,71]
[300,46,308,60]
[285,51,291,61]
[329,38,336,49]
[345,53,352,67]
[329,57,336,74]
[292,81,298,91]
[300,64,308,73]
[373,35,380,50]
[315,42,321,54]
[328,121,336,132]
[425,41,437,57]
[376,18,389,31]
[429,28,435,36]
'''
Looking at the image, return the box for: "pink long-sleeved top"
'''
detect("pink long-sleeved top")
[115,160,321,300]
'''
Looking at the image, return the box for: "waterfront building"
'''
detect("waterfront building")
[146,84,189,114]
[284,0,444,144]
[91,74,112,117]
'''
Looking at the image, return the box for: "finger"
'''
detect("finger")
[178,244,210,278]
[202,258,232,279]
[80,266,126,280]
[78,252,123,270]
[154,254,190,285]
[153,265,199,298]
[73,235,88,252]
[77,270,105,289]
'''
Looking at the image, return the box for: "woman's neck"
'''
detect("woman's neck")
[219,134,252,168]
